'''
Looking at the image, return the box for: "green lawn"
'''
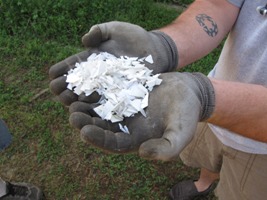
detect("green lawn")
[0,0,219,199]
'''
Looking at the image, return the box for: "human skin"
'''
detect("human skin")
[160,0,267,143]
[208,79,267,142]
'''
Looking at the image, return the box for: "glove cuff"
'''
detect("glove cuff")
[150,30,178,72]
[188,73,216,121]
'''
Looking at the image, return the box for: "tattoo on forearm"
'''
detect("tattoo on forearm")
[195,14,218,37]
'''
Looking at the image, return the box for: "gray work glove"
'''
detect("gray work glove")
[68,72,215,161]
[49,21,178,106]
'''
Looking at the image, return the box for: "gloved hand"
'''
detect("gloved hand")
[49,21,178,106]
[68,72,215,161]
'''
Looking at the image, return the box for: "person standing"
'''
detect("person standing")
[0,119,44,200]
[49,0,267,199]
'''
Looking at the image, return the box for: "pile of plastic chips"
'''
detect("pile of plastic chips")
[65,52,162,132]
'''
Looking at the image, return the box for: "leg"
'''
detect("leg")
[0,119,12,151]
[169,122,223,199]
[216,147,267,200]
[170,122,267,200]
[194,168,219,192]
[1,120,45,199]
[0,178,8,198]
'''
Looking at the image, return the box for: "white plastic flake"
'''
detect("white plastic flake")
[65,52,162,133]
[145,55,153,64]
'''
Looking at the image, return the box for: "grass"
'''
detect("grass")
[0,0,219,199]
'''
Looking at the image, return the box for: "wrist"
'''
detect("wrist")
[150,30,178,72]
[186,73,216,121]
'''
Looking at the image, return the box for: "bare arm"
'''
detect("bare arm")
[160,0,240,68]
[208,79,267,143]
[161,1,267,143]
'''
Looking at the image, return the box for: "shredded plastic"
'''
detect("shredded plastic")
[65,52,162,133]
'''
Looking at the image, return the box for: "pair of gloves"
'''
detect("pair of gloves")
[49,21,215,161]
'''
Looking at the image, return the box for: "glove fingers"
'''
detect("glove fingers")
[69,112,119,132]
[82,22,125,47]
[82,24,121,56]
[80,125,137,153]
[49,76,67,95]
[57,89,78,106]
[139,126,196,161]
[78,91,101,104]
[49,50,91,79]
[82,24,103,47]
[82,22,152,59]
[69,102,99,117]
[139,128,186,161]
[139,138,173,161]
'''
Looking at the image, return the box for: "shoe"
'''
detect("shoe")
[169,180,216,200]
[1,181,45,200]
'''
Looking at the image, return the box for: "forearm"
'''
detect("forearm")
[208,79,267,143]
[160,0,239,68]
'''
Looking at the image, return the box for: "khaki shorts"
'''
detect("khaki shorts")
[180,122,267,200]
